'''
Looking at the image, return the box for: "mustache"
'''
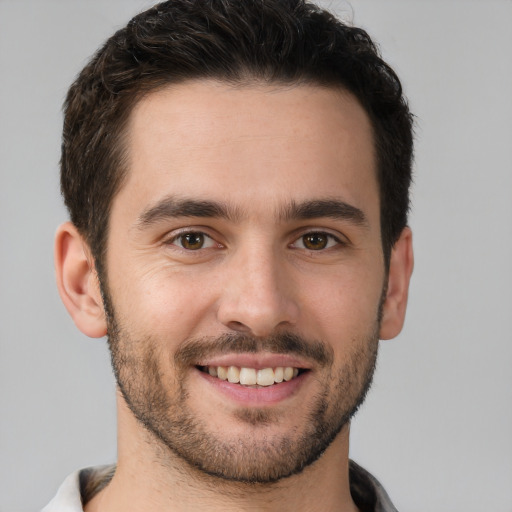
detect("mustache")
[174,332,334,367]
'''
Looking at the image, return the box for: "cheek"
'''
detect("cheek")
[301,266,384,340]
[109,262,219,342]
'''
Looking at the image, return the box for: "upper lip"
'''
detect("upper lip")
[196,352,312,370]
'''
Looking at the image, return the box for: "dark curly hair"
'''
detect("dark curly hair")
[61,0,414,277]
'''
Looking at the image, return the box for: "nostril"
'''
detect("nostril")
[227,321,250,333]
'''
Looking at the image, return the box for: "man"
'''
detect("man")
[45,0,414,510]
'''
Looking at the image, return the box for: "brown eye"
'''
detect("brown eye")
[181,233,204,249]
[302,233,328,250]
[174,232,215,250]
[293,232,340,251]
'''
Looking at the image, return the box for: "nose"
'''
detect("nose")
[216,246,300,337]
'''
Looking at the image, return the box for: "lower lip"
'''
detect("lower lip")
[196,368,309,406]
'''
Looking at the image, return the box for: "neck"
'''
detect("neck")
[85,393,359,512]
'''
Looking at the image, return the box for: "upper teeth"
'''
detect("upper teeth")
[206,366,300,386]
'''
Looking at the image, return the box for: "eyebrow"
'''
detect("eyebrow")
[280,199,368,227]
[136,197,242,228]
[135,196,368,229]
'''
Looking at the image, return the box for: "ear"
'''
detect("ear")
[54,221,107,338]
[379,227,414,340]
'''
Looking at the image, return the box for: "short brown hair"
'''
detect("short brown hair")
[61,0,413,276]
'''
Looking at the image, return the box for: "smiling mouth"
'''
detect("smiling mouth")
[197,365,307,387]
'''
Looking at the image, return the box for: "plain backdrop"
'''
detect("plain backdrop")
[1,1,511,511]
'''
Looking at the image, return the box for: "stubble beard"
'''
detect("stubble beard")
[103,290,380,485]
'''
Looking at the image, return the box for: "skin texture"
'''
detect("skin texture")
[55,81,413,512]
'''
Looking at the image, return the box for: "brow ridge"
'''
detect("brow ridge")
[135,196,368,229]
[137,196,242,227]
[280,199,368,227]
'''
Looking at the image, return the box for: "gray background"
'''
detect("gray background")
[1,1,511,510]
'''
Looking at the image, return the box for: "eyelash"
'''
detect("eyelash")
[165,229,345,252]
[166,231,219,251]
[290,232,344,251]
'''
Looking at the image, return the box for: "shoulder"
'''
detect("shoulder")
[41,465,115,512]
[349,460,399,512]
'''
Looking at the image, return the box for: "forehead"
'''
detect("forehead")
[117,80,378,222]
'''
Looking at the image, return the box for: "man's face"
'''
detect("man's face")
[103,81,386,482]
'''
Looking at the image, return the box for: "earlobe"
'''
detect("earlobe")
[54,221,107,338]
[379,227,414,340]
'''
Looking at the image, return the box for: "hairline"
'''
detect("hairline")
[93,76,386,281]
